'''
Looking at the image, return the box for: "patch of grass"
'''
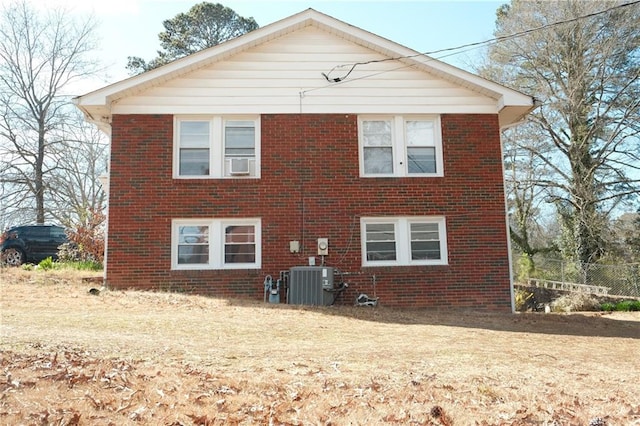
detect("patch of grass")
[37,256,55,271]
[1,270,639,425]
[601,300,640,312]
[20,259,103,272]
[61,260,103,271]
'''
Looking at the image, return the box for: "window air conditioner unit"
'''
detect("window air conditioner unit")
[230,158,250,175]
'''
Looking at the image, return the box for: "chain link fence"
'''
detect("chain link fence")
[516,255,640,298]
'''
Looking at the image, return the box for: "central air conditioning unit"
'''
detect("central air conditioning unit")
[288,266,334,306]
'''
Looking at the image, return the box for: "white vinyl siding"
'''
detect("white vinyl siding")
[359,115,443,177]
[174,116,260,178]
[361,217,447,266]
[110,28,497,116]
[172,219,261,270]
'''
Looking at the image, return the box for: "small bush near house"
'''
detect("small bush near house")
[58,210,105,264]
[600,302,615,311]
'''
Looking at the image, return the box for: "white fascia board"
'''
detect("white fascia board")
[295,10,537,127]
[308,11,535,107]
[394,49,536,124]
[74,10,322,110]
[73,8,536,128]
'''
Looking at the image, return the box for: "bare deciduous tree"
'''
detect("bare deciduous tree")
[0,0,100,225]
[481,0,640,268]
[503,123,558,277]
[47,110,108,227]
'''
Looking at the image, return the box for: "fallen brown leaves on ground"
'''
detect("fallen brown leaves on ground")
[1,268,639,425]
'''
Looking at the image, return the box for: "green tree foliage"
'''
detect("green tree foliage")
[480,1,640,268]
[47,111,108,227]
[127,2,258,74]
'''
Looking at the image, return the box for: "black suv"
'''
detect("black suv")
[0,225,68,266]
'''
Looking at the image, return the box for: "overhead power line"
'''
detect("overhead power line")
[321,0,640,83]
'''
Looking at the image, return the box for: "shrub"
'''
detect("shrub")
[599,300,640,312]
[615,300,640,312]
[37,257,55,271]
[59,210,105,264]
[600,302,616,311]
[625,301,640,311]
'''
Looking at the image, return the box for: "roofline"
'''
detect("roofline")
[75,9,329,105]
[74,8,535,127]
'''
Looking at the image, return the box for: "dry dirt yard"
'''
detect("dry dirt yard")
[1,268,639,426]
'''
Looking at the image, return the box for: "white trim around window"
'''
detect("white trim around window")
[361,216,448,266]
[358,115,443,177]
[173,116,261,179]
[171,218,261,270]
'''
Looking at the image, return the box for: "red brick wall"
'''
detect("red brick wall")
[107,113,512,311]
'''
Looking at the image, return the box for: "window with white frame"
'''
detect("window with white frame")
[359,116,443,177]
[361,217,447,266]
[178,121,210,176]
[172,218,261,269]
[175,116,260,178]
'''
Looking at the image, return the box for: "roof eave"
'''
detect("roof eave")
[74,9,324,110]
[73,8,537,127]
[498,104,536,129]
[72,97,112,135]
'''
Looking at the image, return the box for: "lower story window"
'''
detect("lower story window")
[172,218,261,270]
[361,216,447,266]
[224,225,256,264]
[177,225,209,264]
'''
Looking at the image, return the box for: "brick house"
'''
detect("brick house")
[74,9,534,311]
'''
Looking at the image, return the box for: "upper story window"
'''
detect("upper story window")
[172,218,261,270]
[359,115,443,177]
[361,216,448,266]
[174,116,260,179]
